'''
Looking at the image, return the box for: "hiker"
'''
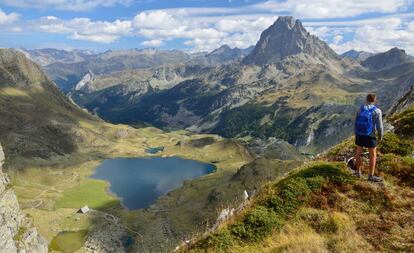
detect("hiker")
[354,93,384,182]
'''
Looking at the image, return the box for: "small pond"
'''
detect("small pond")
[49,230,88,253]
[90,156,215,210]
[145,146,164,154]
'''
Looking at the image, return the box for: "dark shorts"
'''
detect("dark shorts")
[355,135,377,148]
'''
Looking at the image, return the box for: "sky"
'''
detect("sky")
[0,0,414,54]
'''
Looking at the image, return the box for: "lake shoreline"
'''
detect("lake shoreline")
[90,156,216,210]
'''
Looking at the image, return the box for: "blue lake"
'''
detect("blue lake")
[91,157,215,210]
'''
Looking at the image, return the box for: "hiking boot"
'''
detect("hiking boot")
[368,174,383,183]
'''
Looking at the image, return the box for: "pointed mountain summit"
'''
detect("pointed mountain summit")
[243,16,337,65]
[362,47,411,70]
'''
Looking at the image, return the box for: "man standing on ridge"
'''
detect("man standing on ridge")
[354,93,384,182]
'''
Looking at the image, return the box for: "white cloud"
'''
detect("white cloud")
[215,17,276,33]
[330,18,414,54]
[70,32,119,43]
[306,26,332,38]
[133,10,180,29]
[32,16,131,43]
[141,39,164,47]
[130,10,278,51]
[0,9,20,25]
[9,0,414,53]
[2,0,132,11]
[255,0,413,18]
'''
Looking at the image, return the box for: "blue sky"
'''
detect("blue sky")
[0,0,414,54]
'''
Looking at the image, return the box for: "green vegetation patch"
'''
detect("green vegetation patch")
[54,179,119,210]
[390,105,414,136]
[49,230,88,253]
[378,132,414,156]
[191,163,353,252]
[379,154,414,186]
[13,226,28,242]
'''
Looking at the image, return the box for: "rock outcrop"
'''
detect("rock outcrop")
[0,143,48,253]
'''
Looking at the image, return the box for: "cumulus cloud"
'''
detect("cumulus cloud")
[0,9,20,25]
[32,16,131,43]
[2,0,132,11]
[133,10,180,29]
[11,0,414,53]
[141,39,164,47]
[255,0,412,18]
[70,32,119,43]
[329,18,414,54]
[130,9,277,51]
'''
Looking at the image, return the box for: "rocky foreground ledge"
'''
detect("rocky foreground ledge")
[0,143,48,253]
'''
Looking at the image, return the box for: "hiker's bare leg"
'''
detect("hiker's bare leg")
[355,145,363,173]
[368,147,377,176]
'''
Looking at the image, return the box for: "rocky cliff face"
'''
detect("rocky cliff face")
[0,143,48,253]
[243,16,338,65]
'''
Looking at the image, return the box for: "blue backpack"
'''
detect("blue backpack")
[355,105,376,136]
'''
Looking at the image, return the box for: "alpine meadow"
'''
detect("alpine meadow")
[0,1,414,253]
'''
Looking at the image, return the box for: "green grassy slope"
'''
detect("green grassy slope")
[0,48,102,162]
[185,105,414,253]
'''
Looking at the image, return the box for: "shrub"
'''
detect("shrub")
[378,132,413,156]
[390,105,414,137]
[196,229,234,252]
[13,226,28,242]
[293,164,349,180]
[305,176,328,191]
[267,164,351,217]
[278,178,312,206]
[230,206,282,242]
[379,154,414,186]
[192,163,353,251]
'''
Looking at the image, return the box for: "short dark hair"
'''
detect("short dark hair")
[366,93,376,103]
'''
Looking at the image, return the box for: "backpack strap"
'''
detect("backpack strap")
[368,106,377,112]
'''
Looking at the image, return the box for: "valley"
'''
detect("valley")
[8,124,257,252]
[1,13,413,253]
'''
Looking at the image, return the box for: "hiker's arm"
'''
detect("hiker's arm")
[376,110,384,140]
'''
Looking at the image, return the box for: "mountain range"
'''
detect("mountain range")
[22,16,413,153]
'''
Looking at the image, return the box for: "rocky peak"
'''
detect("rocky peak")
[209,45,233,55]
[242,16,337,65]
[362,47,410,70]
[0,49,48,88]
